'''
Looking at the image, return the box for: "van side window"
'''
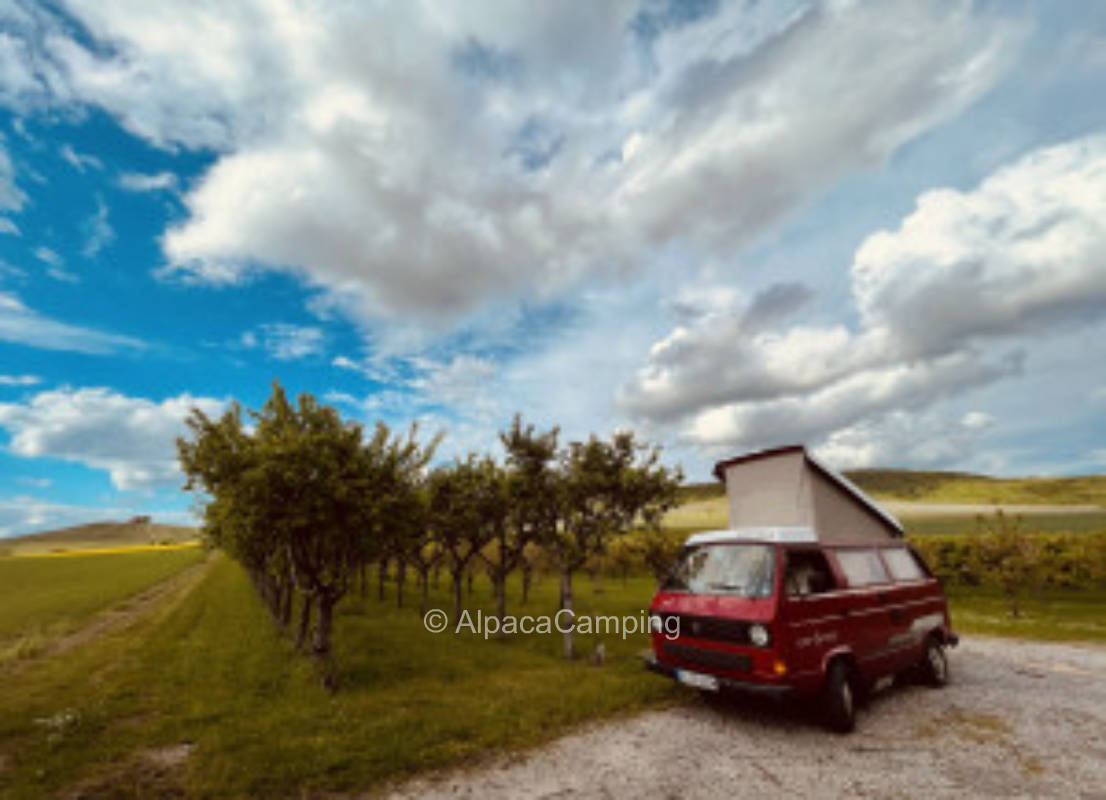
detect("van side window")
[784,550,836,597]
[882,548,925,582]
[834,549,890,588]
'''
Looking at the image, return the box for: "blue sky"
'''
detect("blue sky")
[1,0,1106,536]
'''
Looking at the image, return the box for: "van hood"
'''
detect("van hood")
[650,590,775,622]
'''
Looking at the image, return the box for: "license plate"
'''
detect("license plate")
[676,669,719,692]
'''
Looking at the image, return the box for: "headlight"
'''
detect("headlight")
[748,623,770,647]
[649,614,664,633]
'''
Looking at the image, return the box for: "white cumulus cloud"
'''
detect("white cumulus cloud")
[0,0,1022,322]
[621,134,1106,455]
[0,387,226,490]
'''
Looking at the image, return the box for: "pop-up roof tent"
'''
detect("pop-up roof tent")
[708,445,903,544]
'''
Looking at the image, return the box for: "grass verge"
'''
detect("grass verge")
[0,557,680,799]
[947,586,1106,644]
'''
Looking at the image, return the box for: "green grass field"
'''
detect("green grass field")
[0,548,204,664]
[946,586,1106,643]
[901,511,1106,536]
[0,556,681,798]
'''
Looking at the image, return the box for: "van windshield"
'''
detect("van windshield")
[662,544,775,598]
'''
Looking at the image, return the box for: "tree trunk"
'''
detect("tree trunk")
[561,569,575,660]
[452,570,464,620]
[279,582,293,629]
[521,563,532,605]
[494,574,507,641]
[313,594,338,691]
[396,559,407,608]
[377,559,387,602]
[313,596,333,655]
[268,578,283,621]
[433,564,441,589]
[419,569,430,615]
[359,563,367,598]
[295,594,313,652]
[258,573,278,620]
[466,566,474,597]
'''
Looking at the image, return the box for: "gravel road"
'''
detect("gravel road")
[384,637,1106,799]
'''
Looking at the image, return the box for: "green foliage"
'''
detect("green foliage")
[910,520,1106,613]
[970,512,1041,617]
[546,429,681,658]
[551,431,682,572]
[426,454,503,617]
[177,381,436,681]
[178,384,679,670]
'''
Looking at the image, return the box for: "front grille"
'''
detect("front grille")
[663,642,752,673]
[656,612,750,645]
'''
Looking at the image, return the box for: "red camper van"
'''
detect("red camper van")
[645,445,957,732]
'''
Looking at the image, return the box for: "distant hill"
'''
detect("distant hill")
[0,520,200,556]
[679,469,1106,506]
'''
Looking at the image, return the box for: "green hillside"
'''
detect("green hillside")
[845,469,1106,505]
[1,520,200,556]
[679,470,1106,506]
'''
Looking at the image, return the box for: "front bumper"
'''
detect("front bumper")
[644,653,793,697]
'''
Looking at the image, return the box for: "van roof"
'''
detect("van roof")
[712,444,903,538]
[685,527,818,546]
[684,528,913,548]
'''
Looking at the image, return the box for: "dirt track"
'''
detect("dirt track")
[880,501,1104,517]
[384,637,1106,799]
[0,554,212,675]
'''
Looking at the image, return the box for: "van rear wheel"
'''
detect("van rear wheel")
[919,636,949,687]
[822,660,856,733]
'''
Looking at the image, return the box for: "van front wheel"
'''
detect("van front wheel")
[920,637,949,687]
[822,660,856,733]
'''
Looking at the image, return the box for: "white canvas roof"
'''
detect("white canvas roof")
[712,445,903,542]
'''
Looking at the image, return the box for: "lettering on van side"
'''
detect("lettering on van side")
[795,630,838,649]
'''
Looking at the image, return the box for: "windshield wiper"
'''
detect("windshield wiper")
[706,582,744,592]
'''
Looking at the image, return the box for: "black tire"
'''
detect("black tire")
[822,660,857,733]
[919,636,949,688]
